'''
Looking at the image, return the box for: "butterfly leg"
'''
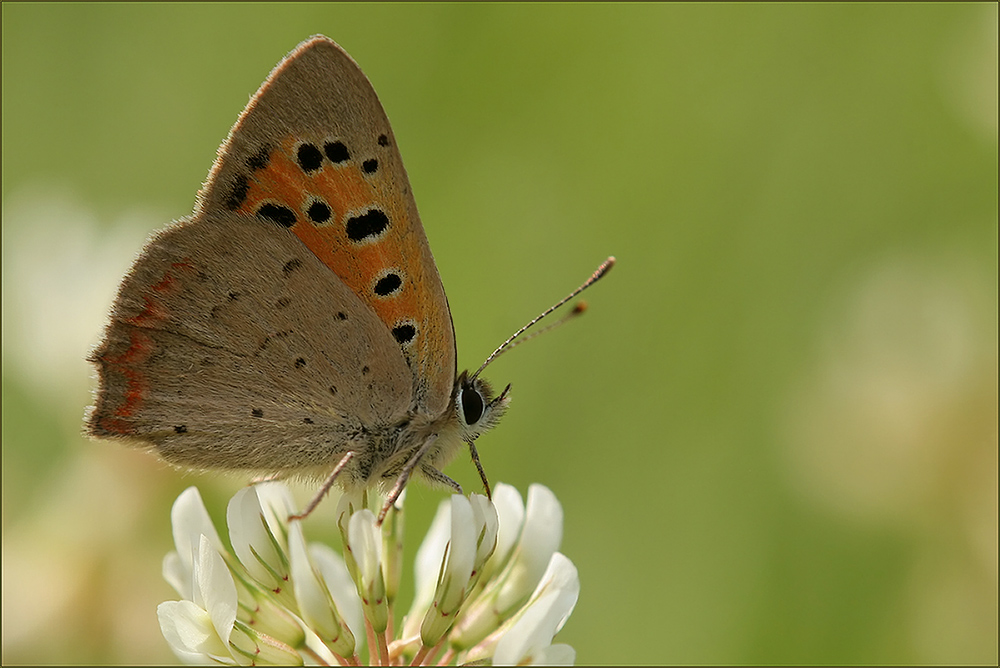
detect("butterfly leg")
[419,464,463,495]
[467,441,492,500]
[377,434,443,525]
[289,451,355,521]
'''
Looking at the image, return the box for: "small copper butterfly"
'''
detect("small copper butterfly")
[86,36,613,522]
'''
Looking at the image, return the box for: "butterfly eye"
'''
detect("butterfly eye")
[461,383,485,425]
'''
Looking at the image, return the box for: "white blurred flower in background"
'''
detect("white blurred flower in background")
[1,187,180,662]
[2,186,154,407]
[782,255,997,664]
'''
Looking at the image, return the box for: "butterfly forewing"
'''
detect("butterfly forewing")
[197,36,456,418]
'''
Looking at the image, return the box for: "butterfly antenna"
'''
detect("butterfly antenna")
[494,300,589,355]
[470,256,615,382]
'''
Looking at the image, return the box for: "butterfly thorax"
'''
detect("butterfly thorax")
[335,371,509,491]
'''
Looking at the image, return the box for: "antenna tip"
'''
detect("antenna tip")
[572,301,589,315]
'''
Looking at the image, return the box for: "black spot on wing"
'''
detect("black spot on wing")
[258,204,297,228]
[224,175,249,210]
[325,141,350,163]
[346,209,388,242]
[297,143,323,173]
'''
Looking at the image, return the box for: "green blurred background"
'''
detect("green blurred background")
[3,3,996,665]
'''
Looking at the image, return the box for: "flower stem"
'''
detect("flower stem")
[411,638,445,666]
[365,617,379,664]
[377,629,390,666]
[410,644,433,666]
[436,646,456,665]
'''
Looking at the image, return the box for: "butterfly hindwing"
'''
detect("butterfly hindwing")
[87,211,412,475]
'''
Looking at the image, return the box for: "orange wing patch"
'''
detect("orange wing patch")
[231,136,427,356]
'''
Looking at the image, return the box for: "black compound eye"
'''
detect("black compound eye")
[461,383,485,425]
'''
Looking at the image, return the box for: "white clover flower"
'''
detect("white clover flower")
[415,495,496,652]
[491,553,580,666]
[449,483,565,650]
[163,487,227,601]
[287,521,358,658]
[158,535,238,664]
[156,482,578,665]
[227,484,293,596]
[158,503,302,665]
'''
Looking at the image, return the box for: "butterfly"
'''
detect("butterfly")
[86,35,612,523]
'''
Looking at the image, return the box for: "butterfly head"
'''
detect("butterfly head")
[454,370,510,442]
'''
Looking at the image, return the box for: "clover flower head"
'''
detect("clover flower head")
[156,482,579,665]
